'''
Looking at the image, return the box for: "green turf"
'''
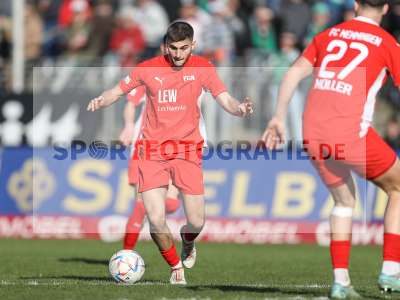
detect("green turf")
[0,239,398,300]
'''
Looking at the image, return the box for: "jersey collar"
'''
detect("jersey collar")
[354,16,379,26]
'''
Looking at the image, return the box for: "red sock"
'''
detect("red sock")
[330,240,351,269]
[181,225,199,243]
[383,233,400,262]
[165,197,180,214]
[123,201,146,249]
[160,244,180,267]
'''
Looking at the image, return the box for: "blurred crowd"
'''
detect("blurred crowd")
[1,0,399,67]
[0,0,399,146]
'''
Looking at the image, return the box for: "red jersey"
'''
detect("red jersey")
[127,85,146,106]
[119,55,226,156]
[302,16,400,142]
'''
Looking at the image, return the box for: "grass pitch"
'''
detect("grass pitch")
[0,239,397,300]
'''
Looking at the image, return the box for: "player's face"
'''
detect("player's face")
[166,38,194,67]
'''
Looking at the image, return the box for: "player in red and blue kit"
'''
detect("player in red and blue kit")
[263,0,400,298]
[88,21,254,284]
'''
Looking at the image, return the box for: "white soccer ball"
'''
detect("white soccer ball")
[109,250,145,284]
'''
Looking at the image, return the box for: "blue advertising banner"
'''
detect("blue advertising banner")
[0,147,391,224]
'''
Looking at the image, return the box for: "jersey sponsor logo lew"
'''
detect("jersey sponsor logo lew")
[158,89,177,103]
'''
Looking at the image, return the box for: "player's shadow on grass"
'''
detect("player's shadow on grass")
[186,285,391,299]
[59,257,109,265]
[186,284,324,297]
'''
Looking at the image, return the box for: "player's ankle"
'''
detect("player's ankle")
[333,268,351,286]
[382,261,400,276]
[172,260,183,270]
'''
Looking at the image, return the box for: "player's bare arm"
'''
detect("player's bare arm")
[262,57,313,149]
[215,92,254,117]
[119,101,136,146]
[87,84,125,112]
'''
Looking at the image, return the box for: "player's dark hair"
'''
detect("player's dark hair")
[165,21,194,43]
[356,0,388,7]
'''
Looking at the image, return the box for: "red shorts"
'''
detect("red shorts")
[128,150,139,185]
[137,151,203,195]
[304,127,397,187]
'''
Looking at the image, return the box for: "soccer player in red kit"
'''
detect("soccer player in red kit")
[120,86,181,250]
[263,0,400,298]
[88,21,254,284]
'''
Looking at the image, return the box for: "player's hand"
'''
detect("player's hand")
[262,116,285,150]
[237,97,254,117]
[87,95,105,112]
[119,123,135,146]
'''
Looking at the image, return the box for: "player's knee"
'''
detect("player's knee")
[391,173,400,193]
[375,162,400,195]
[391,181,400,193]
[379,178,400,196]
[147,214,166,230]
[187,215,205,231]
[387,185,400,199]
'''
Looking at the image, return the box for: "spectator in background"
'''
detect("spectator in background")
[64,0,92,61]
[58,0,92,28]
[25,1,43,64]
[85,0,114,60]
[133,0,169,59]
[118,0,134,7]
[0,15,11,65]
[203,0,235,66]
[225,0,248,61]
[24,1,43,90]
[249,6,277,58]
[386,1,400,40]
[384,116,400,150]
[0,14,11,94]
[268,32,303,142]
[323,0,353,26]
[0,1,11,17]
[158,0,182,22]
[303,2,330,47]
[245,5,277,128]
[38,0,62,28]
[109,8,145,67]
[37,0,63,59]
[280,0,310,43]
[179,0,211,55]
[268,32,299,85]
[265,0,282,16]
